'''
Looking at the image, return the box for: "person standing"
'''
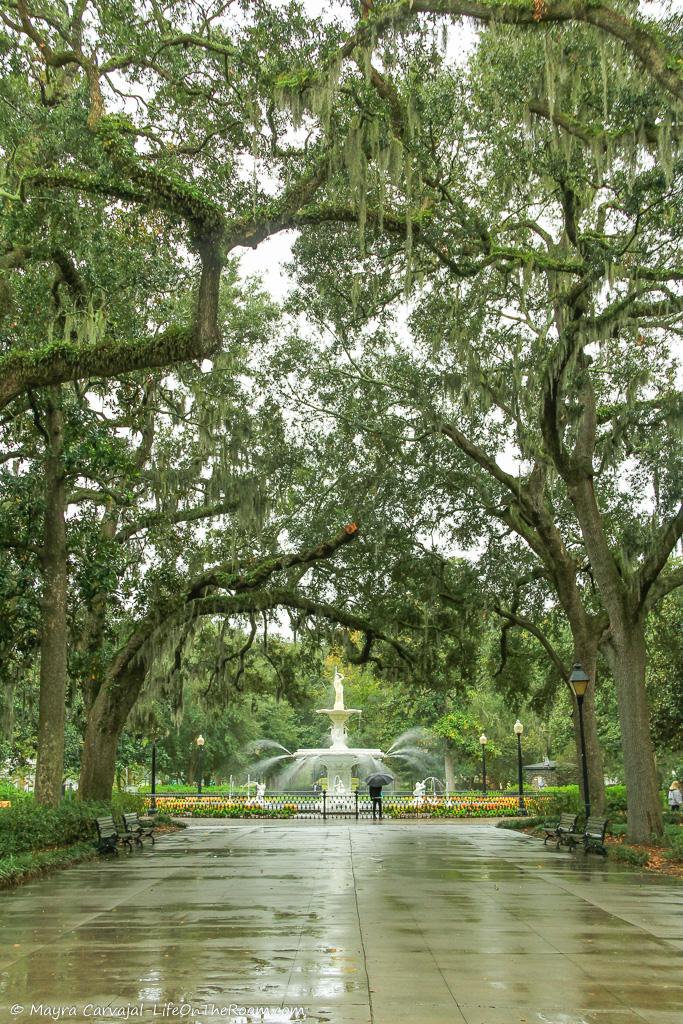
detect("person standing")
[668,780,682,813]
[369,782,383,820]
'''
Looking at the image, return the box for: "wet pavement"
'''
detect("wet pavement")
[1,820,682,1024]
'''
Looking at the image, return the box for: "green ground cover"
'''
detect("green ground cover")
[0,791,177,888]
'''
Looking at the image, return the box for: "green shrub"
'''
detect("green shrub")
[609,823,627,837]
[111,792,146,814]
[152,811,181,827]
[0,799,100,854]
[663,824,683,863]
[611,844,649,867]
[0,781,30,802]
[138,783,238,794]
[0,796,151,855]
[525,787,580,818]
[605,786,628,814]
[0,842,96,888]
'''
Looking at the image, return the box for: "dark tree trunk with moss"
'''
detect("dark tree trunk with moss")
[79,666,142,802]
[568,478,663,843]
[34,391,68,807]
[605,617,661,842]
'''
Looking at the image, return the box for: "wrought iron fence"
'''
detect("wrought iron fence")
[146,790,558,820]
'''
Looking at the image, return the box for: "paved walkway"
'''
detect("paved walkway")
[1,821,682,1024]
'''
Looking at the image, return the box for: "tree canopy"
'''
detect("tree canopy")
[1,0,681,843]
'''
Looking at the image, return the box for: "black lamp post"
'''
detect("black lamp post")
[150,739,158,815]
[514,719,527,815]
[196,734,205,797]
[479,733,488,795]
[569,663,591,820]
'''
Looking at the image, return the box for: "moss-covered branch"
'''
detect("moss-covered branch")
[365,1,683,104]
[188,587,412,664]
[186,523,360,598]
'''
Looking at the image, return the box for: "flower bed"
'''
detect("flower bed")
[148,797,299,818]
[152,793,531,819]
[189,804,297,819]
[387,796,522,819]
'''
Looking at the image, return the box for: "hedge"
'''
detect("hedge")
[0,842,97,887]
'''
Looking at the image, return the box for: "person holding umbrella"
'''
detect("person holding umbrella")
[366,771,393,820]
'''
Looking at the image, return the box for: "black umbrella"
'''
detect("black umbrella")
[365,772,394,787]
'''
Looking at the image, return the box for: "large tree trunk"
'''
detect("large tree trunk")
[605,616,662,843]
[79,720,121,803]
[568,478,663,840]
[79,667,142,802]
[444,748,455,792]
[34,392,68,807]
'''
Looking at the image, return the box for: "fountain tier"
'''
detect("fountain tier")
[290,669,387,793]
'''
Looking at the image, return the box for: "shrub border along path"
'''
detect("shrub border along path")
[0,842,98,888]
[0,793,184,889]
[499,816,683,880]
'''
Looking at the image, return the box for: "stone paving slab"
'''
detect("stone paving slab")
[0,820,681,1024]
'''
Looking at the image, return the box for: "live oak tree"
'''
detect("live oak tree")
[272,13,682,840]
[0,0,350,408]
[2,0,683,834]
[4,0,683,405]
[78,521,373,800]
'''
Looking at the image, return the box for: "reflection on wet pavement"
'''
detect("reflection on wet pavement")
[1,820,682,1023]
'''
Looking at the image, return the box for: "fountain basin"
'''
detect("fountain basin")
[290,747,387,794]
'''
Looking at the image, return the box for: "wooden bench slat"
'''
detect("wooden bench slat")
[95,815,133,855]
[562,817,609,856]
[543,813,578,846]
[120,811,156,845]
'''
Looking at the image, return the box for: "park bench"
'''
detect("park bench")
[95,815,133,855]
[543,813,578,847]
[564,816,609,856]
[121,812,156,846]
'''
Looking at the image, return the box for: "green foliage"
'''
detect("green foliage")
[0,781,30,801]
[526,786,581,817]
[0,842,96,889]
[663,825,683,863]
[605,786,628,814]
[0,795,139,855]
[611,845,650,867]
[110,791,146,815]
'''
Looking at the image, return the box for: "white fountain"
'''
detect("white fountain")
[289,669,386,794]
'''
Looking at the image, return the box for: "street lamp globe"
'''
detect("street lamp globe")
[514,720,523,736]
[568,663,590,698]
[196,734,205,747]
[479,733,488,746]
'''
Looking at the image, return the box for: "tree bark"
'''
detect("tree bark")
[568,478,663,840]
[79,666,141,802]
[34,391,68,807]
[605,616,662,843]
[444,748,455,792]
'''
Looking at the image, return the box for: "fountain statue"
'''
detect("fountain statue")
[333,667,345,710]
[413,780,426,806]
[247,670,431,793]
[286,669,387,794]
